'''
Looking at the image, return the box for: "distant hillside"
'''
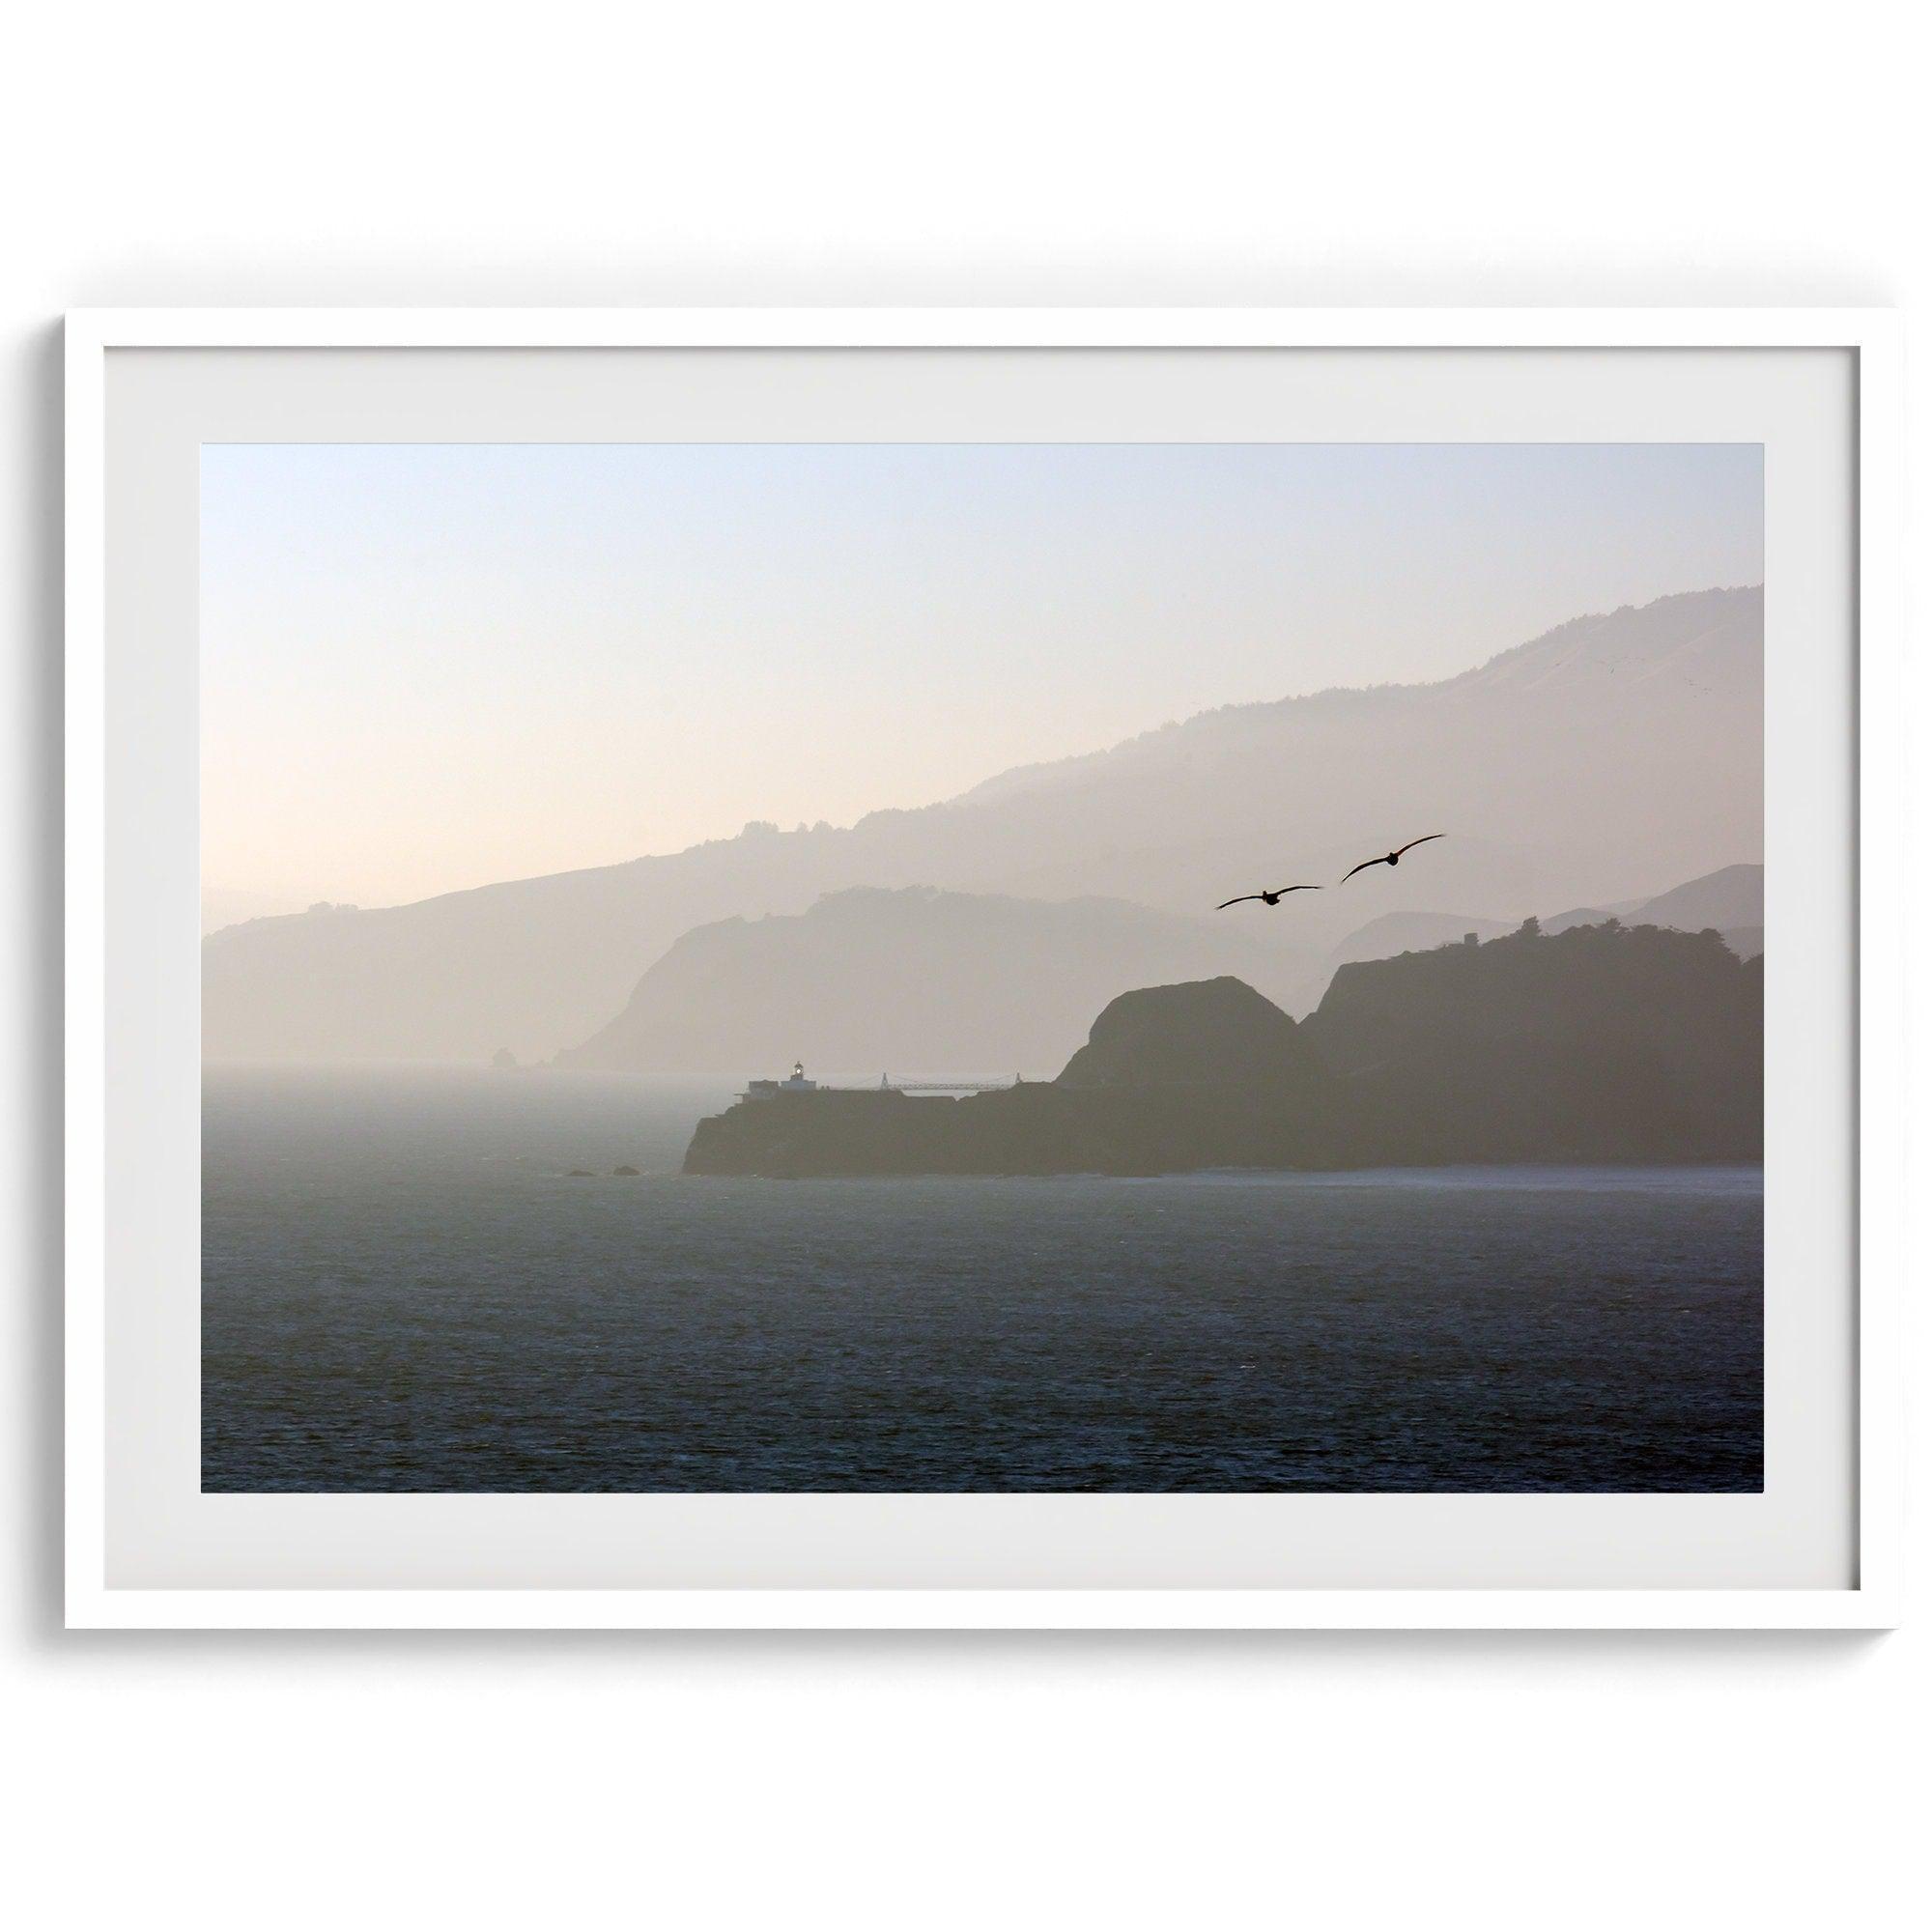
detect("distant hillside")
[565,859,1761,1074]
[206,586,1762,1063]
[1628,863,1762,935]
[1544,864,1761,933]
[1325,911,1514,967]
[684,922,1762,1177]
[557,888,1307,1077]
[1306,862,1763,1006]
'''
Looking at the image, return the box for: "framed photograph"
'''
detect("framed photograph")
[66,309,1902,1629]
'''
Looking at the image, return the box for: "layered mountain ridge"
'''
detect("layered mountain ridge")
[562,861,1761,1076]
[558,886,1310,1077]
[204,585,1763,1064]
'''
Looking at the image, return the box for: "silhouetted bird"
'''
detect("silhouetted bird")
[1217,885,1322,910]
[1339,834,1445,883]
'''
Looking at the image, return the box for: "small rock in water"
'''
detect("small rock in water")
[566,1168,595,1178]
[612,1164,640,1177]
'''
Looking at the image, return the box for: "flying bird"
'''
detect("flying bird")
[1339,835,1445,883]
[1217,885,1322,910]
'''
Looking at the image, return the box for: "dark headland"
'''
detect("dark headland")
[682,919,1762,1178]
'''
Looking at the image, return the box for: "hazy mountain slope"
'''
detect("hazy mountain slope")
[1324,910,1511,964]
[1536,866,1763,947]
[201,887,304,936]
[557,887,1309,1077]
[967,587,1760,922]
[1627,863,1762,933]
[205,586,1762,1063]
[203,824,874,1065]
[1299,861,1764,1009]
[1627,863,1763,959]
[1541,902,1617,934]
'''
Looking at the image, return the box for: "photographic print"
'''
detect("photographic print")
[200,440,1764,1495]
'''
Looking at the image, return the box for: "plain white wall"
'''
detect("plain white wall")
[4,4,1923,1925]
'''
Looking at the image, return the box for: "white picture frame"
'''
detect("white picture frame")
[66,308,1905,1631]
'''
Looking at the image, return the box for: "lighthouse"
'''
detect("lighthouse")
[742,1059,821,1101]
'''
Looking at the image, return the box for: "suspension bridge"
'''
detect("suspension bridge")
[740,1062,1022,1102]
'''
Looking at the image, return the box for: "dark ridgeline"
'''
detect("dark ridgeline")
[1057,975,1312,1089]
[683,920,1762,1177]
[1304,917,1760,1164]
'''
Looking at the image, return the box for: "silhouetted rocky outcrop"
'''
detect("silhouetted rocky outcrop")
[682,921,1761,1177]
[1301,918,1760,1164]
[1057,976,1315,1089]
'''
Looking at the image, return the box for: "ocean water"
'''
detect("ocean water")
[203,1067,1763,1492]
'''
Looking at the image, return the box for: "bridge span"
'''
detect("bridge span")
[879,1078,1019,1094]
[740,1062,1023,1102]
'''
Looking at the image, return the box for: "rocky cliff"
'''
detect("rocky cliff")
[682,921,1762,1177]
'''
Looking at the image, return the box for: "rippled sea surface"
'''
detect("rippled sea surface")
[203,1067,1763,1492]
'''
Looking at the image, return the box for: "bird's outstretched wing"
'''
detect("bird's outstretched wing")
[1393,834,1445,859]
[1217,895,1263,910]
[1338,858,1383,884]
[1273,884,1322,894]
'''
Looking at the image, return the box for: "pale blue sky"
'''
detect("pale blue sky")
[202,441,1762,911]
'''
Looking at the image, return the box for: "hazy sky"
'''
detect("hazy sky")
[202,441,1762,914]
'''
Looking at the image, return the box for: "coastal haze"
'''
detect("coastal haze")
[203,579,1764,1069]
[203,440,1764,913]
[200,441,1765,1494]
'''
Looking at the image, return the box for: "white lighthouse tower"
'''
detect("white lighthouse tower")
[742,1059,820,1101]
